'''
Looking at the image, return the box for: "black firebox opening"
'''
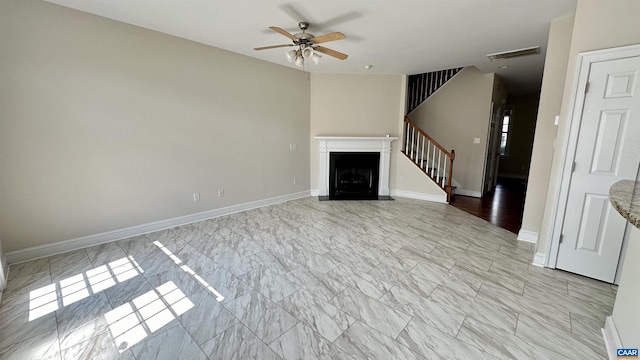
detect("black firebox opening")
[329,152,380,200]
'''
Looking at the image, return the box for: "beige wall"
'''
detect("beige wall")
[613,225,640,347]
[499,95,540,177]
[520,16,574,237]
[536,0,640,255]
[409,67,496,195]
[0,0,311,252]
[309,73,405,191]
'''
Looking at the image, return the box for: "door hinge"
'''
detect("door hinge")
[584,82,590,94]
[571,162,576,173]
[559,234,564,244]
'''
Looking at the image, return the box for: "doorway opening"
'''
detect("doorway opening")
[451,177,526,233]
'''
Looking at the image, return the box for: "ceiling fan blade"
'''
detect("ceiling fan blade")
[254,44,293,51]
[311,32,346,44]
[269,26,298,41]
[314,46,348,60]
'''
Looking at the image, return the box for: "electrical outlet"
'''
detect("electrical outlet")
[289,143,297,151]
[473,138,481,144]
[218,189,224,197]
[293,177,298,185]
[400,176,405,183]
[193,193,200,202]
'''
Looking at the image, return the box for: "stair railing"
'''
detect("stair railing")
[406,67,463,114]
[402,117,456,202]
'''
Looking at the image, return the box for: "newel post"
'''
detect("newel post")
[447,150,455,202]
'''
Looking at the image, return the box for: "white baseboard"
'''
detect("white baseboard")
[454,189,482,198]
[7,191,311,264]
[310,189,319,197]
[603,316,622,360]
[517,229,539,243]
[391,189,447,203]
[532,252,546,267]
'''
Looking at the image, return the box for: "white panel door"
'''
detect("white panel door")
[556,55,640,282]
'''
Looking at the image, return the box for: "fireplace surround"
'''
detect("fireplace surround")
[315,136,398,200]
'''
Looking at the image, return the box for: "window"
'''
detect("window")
[500,109,512,156]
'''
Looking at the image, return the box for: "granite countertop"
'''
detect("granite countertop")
[610,180,640,229]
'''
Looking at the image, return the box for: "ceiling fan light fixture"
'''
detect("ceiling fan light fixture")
[311,53,322,65]
[301,47,314,60]
[258,22,348,66]
[285,49,297,62]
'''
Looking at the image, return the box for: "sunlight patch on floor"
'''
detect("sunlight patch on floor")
[28,255,144,321]
[153,241,225,302]
[105,281,194,352]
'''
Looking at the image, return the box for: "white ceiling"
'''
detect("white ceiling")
[45,0,577,95]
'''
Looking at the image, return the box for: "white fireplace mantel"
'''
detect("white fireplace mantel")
[315,136,398,197]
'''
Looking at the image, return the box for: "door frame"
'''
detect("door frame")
[482,101,505,195]
[490,105,504,191]
[545,44,640,273]
[482,102,496,194]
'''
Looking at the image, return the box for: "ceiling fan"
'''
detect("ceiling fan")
[254,22,348,67]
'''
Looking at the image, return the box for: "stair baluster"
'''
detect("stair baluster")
[405,122,410,154]
[401,117,456,202]
[406,67,463,114]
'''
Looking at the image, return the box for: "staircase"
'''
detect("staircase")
[406,67,463,114]
[403,67,462,202]
[402,117,456,202]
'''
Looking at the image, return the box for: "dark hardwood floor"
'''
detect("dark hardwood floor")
[450,178,527,234]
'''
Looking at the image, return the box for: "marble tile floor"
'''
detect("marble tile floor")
[0,197,617,359]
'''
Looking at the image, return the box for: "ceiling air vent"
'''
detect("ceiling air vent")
[486,46,540,61]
